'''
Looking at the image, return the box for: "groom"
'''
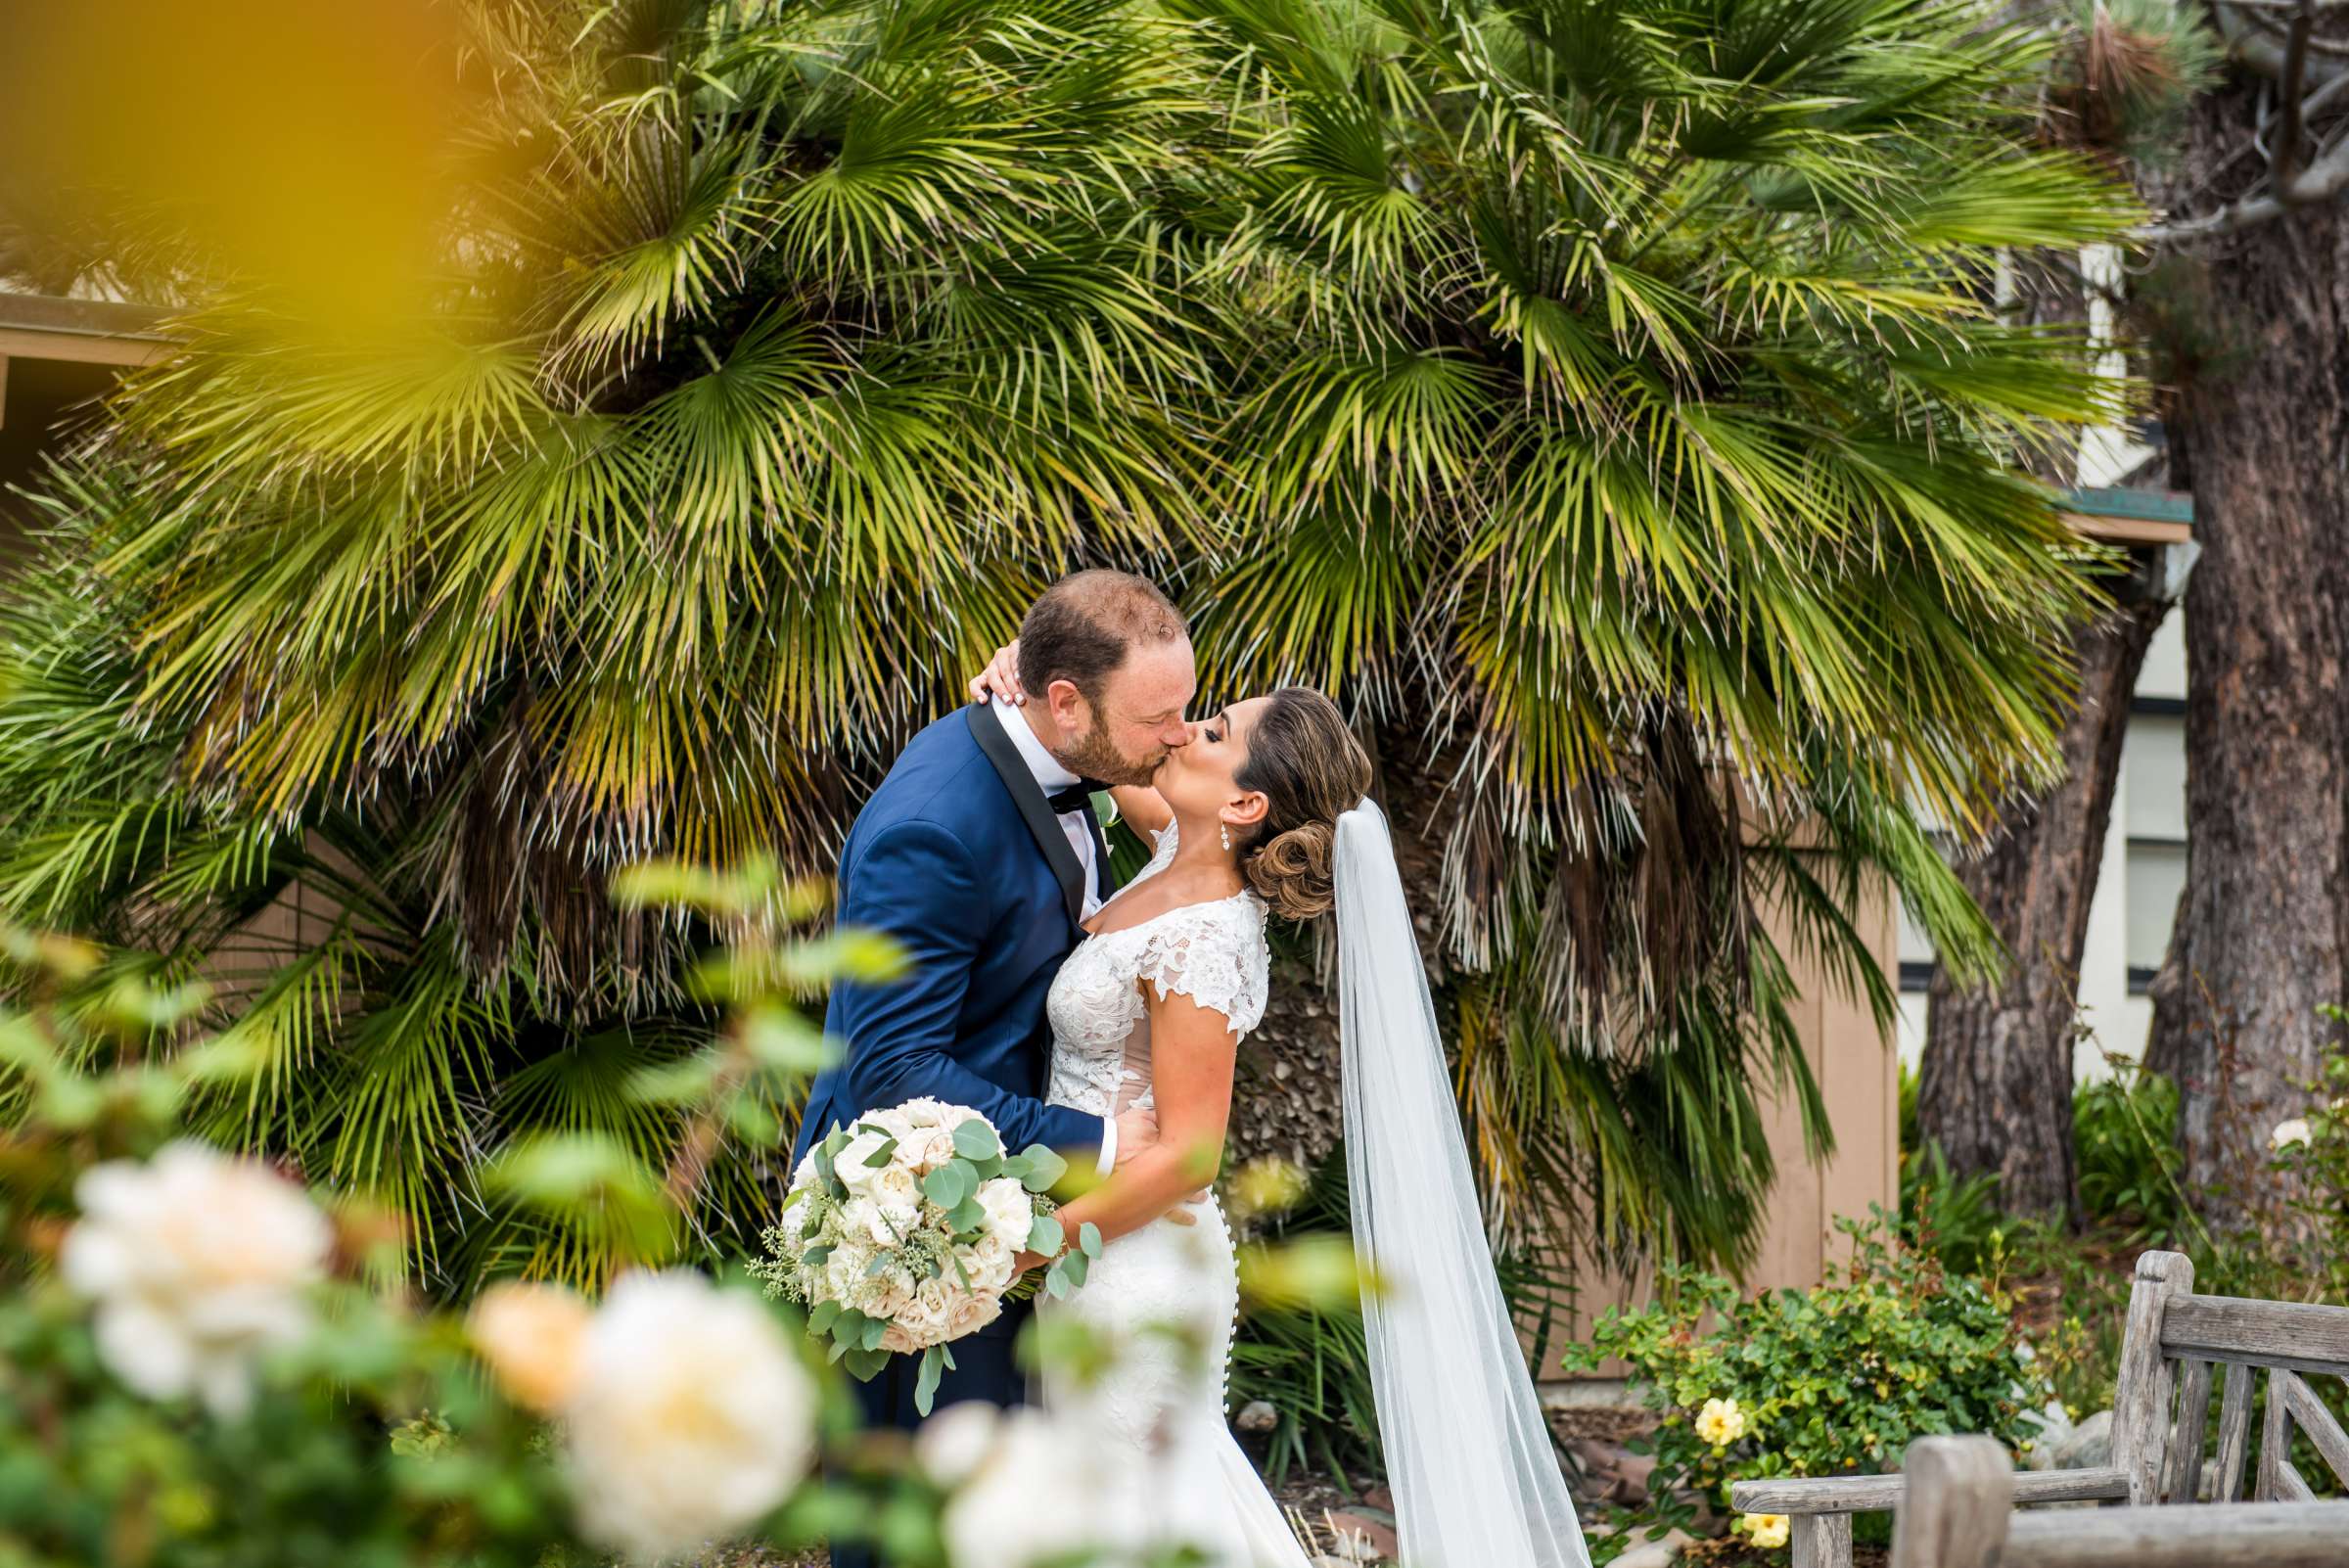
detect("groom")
[795,571,1195,1530]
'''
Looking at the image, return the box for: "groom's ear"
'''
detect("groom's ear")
[1039,676,1089,734]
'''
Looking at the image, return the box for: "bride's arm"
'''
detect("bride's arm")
[1036,990,1233,1249]
[1108,785,1172,840]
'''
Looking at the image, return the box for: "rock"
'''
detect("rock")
[1324,1509,1400,1562]
[1611,1527,1697,1568]
[2020,1400,2072,1471]
[1360,1485,1393,1514]
[2052,1409,2114,1470]
[1235,1400,1279,1433]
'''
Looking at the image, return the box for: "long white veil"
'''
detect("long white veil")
[1333,800,1590,1568]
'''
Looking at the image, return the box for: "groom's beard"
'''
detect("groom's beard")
[1056,719,1162,789]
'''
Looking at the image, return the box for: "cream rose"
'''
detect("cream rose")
[468,1281,591,1412]
[943,1288,1000,1340]
[870,1162,923,1219]
[61,1140,333,1418]
[561,1270,815,1559]
[913,1127,963,1172]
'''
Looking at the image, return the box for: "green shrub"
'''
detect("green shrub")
[1566,1212,2046,1556]
[2073,1066,2188,1242]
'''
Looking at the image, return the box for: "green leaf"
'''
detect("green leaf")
[808,1299,842,1335]
[862,1136,899,1168]
[923,1163,971,1210]
[1015,1144,1068,1193]
[1079,1222,1102,1260]
[914,1346,944,1415]
[951,1118,1001,1163]
[1028,1213,1065,1255]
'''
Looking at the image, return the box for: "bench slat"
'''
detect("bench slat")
[2163,1357,2211,1503]
[2001,1500,2349,1567]
[2258,1368,2294,1501]
[2161,1295,2349,1378]
[2213,1360,2255,1502]
[2280,1361,2349,1488]
[1730,1466,2130,1516]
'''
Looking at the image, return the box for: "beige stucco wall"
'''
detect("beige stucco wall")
[1540,858,1901,1380]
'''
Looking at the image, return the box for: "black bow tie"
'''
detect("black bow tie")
[1045,782,1104,814]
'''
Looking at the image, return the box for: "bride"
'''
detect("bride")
[970,650,1589,1568]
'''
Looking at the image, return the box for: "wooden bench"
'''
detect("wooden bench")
[1727,1251,2349,1568]
[1888,1434,2349,1567]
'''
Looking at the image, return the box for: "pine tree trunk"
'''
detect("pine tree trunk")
[1916,561,2171,1223]
[2142,82,2349,1221]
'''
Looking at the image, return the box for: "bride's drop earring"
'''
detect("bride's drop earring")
[1220,822,1231,852]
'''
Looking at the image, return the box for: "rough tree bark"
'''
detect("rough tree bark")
[1917,553,2173,1224]
[2142,80,2349,1219]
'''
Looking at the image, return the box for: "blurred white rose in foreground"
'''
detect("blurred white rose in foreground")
[919,1402,1132,1568]
[61,1140,332,1417]
[2273,1117,2312,1150]
[561,1270,815,1560]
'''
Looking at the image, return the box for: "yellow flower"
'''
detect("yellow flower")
[1693,1396,1749,1446]
[1748,1514,1791,1550]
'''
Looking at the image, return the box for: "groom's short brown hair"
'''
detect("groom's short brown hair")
[1017,570,1187,706]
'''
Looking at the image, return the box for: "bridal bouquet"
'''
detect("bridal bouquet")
[753,1099,1101,1412]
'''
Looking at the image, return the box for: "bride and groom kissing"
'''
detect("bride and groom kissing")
[795,570,1589,1568]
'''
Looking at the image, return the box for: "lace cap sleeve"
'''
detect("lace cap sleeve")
[1133,899,1270,1035]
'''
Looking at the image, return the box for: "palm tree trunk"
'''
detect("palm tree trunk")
[1916,561,2171,1223]
[2142,84,2349,1221]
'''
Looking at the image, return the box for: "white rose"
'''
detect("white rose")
[840,1196,898,1247]
[836,1130,894,1192]
[931,1406,1134,1568]
[2273,1117,2313,1150]
[61,1140,332,1418]
[821,1243,872,1304]
[976,1178,1034,1248]
[916,1401,1002,1487]
[894,1098,955,1130]
[865,1107,919,1143]
[561,1270,815,1560]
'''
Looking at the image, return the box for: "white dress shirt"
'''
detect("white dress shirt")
[990,697,1105,920]
[989,698,1117,1174]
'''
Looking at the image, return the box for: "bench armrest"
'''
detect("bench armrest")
[1730,1465,2130,1517]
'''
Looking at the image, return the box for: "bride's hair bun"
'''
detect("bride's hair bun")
[1233,689,1373,920]
[1245,819,1339,920]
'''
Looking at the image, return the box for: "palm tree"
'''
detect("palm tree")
[0,0,2134,1291]
[1170,0,2139,1261]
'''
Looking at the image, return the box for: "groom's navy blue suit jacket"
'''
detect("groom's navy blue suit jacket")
[795,706,1110,1168]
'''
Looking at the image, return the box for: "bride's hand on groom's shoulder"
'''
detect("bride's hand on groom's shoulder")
[968,640,1024,706]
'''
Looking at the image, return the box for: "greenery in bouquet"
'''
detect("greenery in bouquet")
[1563,1213,2045,1559]
[751,1103,1096,1413]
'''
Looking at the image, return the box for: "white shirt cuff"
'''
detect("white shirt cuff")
[1096,1116,1118,1177]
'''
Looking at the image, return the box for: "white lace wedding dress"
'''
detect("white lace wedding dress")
[1036,823,1311,1568]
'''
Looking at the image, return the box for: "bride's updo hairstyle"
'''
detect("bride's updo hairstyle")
[1232,689,1374,920]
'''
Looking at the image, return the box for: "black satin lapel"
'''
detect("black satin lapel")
[965,705,1086,925]
[1083,805,1114,899]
